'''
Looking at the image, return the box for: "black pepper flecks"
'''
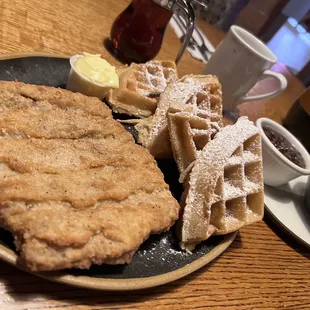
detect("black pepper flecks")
[263,125,306,168]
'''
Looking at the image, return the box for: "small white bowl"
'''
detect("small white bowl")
[256,117,310,187]
[66,54,117,99]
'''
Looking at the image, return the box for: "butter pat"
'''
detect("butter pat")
[74,53,119,88]
[66,53,119,99]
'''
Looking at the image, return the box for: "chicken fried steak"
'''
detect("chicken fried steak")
[0,82,180,271]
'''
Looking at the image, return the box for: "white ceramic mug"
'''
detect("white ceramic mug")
[203,25,287,110]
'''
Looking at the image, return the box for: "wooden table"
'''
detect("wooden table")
[0,0,309,309]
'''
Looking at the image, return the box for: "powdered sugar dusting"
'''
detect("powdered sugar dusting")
[243,150,260,163]
[223,181,244,200]
[149,75,222,140]
[134,61,177,96]
[181,117,264,249]
[244,178,259,194]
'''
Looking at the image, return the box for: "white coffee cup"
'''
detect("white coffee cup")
[203,25,287,110]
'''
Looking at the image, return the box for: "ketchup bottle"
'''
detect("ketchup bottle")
[110,0,173,63]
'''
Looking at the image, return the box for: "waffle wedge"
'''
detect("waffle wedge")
[135,75,222,158]
[106,60,178,118]
[179,117,264,251]
[168,111,220,182]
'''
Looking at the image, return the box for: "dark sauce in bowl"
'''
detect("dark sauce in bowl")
[263,125,306,169]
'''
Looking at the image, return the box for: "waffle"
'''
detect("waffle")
[135,75,222,158]
[179,117,264,251]
[106,60,178,118]
[168,111,220,182]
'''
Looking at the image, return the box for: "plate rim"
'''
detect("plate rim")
[264,176,310,250]
[264,204,310,250]
[0,52,237,291]
[0,232,236,291]
[0,51,71,60]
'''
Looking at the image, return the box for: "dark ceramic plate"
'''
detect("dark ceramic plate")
[0,53,236,291]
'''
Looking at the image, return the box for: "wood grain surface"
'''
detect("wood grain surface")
[0,0,309,309]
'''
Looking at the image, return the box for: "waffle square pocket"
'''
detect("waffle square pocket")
[178,117,264,251]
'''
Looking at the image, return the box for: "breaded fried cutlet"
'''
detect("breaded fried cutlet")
[0,81,180,271]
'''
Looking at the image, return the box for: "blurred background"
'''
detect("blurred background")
[193,0,310,87]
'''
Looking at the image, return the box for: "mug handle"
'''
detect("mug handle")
[238,70,287,102]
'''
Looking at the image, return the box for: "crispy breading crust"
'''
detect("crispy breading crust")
[0,82,180,271]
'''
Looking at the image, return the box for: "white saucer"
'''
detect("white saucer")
[264,175,310,248]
